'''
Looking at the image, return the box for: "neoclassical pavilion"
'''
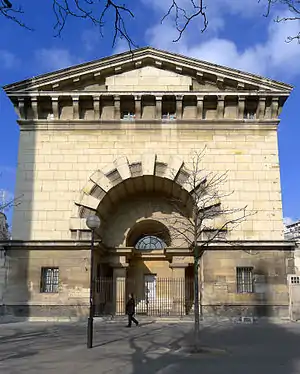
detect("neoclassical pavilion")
[2,47,295,319]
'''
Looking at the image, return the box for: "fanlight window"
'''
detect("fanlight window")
[135,235,166,250]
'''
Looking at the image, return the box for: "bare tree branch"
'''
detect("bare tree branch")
[260,0,300,43]
[1,1,300,47]
[0,194,22,213]
[52,0,137,49]
[0,0,31,29]
[161,0,208,42]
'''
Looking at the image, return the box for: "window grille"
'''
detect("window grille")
[40,267,59,293]
[236,267,253,293]
[291,276,300,284]
[135,236,166,250]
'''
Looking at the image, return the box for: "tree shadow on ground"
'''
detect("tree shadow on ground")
[113,320,300,374]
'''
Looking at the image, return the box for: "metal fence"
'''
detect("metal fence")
[94,277,194,317]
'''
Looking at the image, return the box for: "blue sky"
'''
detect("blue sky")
[0,0,299,226]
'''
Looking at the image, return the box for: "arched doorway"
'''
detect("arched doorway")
[126,219,172,315]
[70,155,210,317]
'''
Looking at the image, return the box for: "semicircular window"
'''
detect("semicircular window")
[135,235,166,250]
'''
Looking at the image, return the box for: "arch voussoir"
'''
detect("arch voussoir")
[70,153,190,231]
[82,179,96,195]
[76,194,100,211]
[90,170,112,192]
[114,156,131,180]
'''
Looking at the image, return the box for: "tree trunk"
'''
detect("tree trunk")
[194,245,200,350]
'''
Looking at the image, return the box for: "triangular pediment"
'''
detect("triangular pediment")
[3,47,292,94]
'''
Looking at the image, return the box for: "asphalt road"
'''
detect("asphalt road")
[0,319,300,373]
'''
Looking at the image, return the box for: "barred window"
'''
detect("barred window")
[236,267,253,293]
[291,276,300,284]
[40,267,59,293]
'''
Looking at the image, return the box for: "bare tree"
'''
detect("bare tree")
[261,0,300,43]
[1,1,299,51]
[0,0,136,47]
[0,196,20,213]
[164,149,255,351]
[0,186,22,239]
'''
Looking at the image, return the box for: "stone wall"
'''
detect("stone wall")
[3,248,90,317]
[3,247,292,318]
[13,127,283,242]
[202,249,291,316]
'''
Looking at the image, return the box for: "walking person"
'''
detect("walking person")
[126,293,139,327]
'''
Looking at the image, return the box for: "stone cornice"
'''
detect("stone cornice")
[0,240,103,250]
[17,119,279,131]
[6,91,290,97]
[0,240,295,253]
[3,47,292,93]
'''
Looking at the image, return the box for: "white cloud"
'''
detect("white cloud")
[34,48,81,72]
[145,12,300,79]
[0,50,19,69]
[284,217,297,226]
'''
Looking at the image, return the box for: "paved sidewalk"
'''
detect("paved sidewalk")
[1,320,300,373]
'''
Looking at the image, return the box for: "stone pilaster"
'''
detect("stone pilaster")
[52,97,59,119]
[72,96,79,119]
[176,95,183,120]
[155,96,162,119]
[271,97,279,119]
[31,97,38,119]
[135,95,141,119]
[112,265,127,315]
[196,96,204,119]
[238,97,246,119]
[114,96,120,120]
[256,97,266,120]
[93,96,100,120]
[170,262,188,315]
[217,96,225,119]
[17,98,25,119]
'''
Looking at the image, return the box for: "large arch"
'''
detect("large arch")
[69,153,214,239]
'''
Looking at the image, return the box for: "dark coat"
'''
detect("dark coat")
[126,297,135,315]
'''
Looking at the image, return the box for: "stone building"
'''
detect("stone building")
[2,47,295,319]
[0,212,9,313]
[285,220,300,279]
[285,220,300,241]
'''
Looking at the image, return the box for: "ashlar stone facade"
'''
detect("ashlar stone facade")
[2,47,295,319]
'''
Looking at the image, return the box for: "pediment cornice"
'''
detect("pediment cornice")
[3,47,293,94]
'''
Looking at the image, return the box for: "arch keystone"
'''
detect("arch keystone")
[165,156,184,180]
[142,153,156,176]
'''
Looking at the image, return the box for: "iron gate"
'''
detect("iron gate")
[94,277,194,317]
